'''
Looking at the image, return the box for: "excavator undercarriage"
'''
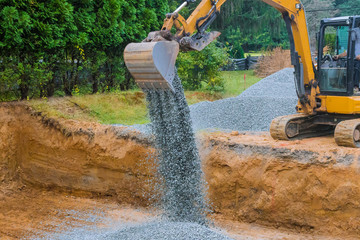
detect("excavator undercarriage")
[270,114,360,148]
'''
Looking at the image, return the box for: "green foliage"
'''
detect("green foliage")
[226,38,245,59]
[324,32,337,55]
[212,0,289,52]
[0,0,168,101]
[3,0,356,102]
[335,0,360,16]
[177,42,229,92]
[0,62,21,101]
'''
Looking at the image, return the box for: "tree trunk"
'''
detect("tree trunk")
[19,75,29,100]
[46,76,56,97]
[92,72,99,94]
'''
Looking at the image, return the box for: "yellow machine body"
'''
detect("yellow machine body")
[317,96,360,114]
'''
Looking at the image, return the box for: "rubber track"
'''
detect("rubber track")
[270,114,307,140]
[335,119,360,148]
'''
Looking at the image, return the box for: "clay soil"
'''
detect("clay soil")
[1,102,360,239]
[0,186,349,239]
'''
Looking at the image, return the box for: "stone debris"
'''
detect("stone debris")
[105,221,233,240]
[144,71,210,224]
[115,68,297,133]
[189,68,297,131]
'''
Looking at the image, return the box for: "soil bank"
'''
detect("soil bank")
[1,102,360,238]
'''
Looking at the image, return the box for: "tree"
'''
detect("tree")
[335,0,360,16]
[0,0,169,100]
[177,42,229,91]
[302,0,337,52]
[212,0,288,52]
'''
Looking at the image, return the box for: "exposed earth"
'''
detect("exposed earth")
[1,102,360,239]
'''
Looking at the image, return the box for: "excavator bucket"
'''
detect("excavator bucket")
[124,41,180,92]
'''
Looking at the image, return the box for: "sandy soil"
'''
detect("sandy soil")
[1,186,354,239]
[0,185,155,239]
[1,102,360,239]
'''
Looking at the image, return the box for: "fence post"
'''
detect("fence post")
[244,74,246,90]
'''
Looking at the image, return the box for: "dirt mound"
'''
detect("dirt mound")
[254,47,292,77]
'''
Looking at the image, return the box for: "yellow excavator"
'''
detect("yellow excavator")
[124,0,360,148]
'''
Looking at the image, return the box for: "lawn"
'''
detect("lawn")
[28,70,262,125]
[245,51,264,57]
[222,70,262,97]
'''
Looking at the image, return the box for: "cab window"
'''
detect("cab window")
[319,25,349,93]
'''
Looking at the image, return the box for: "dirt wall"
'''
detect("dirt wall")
[202,134,360,236]
[1,103,360,237]
[0,104,21,183]
[0,103,156,206]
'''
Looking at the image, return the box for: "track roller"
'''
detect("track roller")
[270,114,308,140]
[270,114,334,141]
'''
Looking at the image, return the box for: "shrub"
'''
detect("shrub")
[177,42,229,91]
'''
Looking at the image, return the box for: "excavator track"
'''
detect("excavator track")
[270,114,335,141]
[270,114,307,140]
[334,119,360,148]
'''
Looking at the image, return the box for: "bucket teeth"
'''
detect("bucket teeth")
[124,41,180,92]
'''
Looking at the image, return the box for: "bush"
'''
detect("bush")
[177,42,229,91]
[227,41,245,59]
[0,0,168,101]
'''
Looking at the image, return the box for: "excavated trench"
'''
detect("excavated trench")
[1,102,360,239]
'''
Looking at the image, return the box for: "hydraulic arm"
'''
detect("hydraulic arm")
[124,0,318,113]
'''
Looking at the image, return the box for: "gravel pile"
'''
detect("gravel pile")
[144,71,209,224]
[114,68,297,133]
[189,68,297,131]
[105,221,233,240]
[41,221,232,240]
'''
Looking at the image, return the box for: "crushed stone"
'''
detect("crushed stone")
[114,68,297,133]
[189,68,297,131]
[104,221,233,240]
[144,71,210,224]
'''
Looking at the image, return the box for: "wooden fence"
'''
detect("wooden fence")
[222,56,260,71]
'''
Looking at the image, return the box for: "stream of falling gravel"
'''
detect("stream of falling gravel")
[144,71,210,224]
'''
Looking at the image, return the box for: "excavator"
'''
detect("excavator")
[124,0,360,148]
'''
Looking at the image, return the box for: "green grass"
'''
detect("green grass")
[221,70,262,97]
[245,51,264,57]
[29,70,262,125]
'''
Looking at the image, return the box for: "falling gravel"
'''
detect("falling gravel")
[144,71,209,224]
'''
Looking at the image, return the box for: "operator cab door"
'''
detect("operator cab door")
[318,18,357,96]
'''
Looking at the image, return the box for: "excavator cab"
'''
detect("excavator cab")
[318,17,360,96]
